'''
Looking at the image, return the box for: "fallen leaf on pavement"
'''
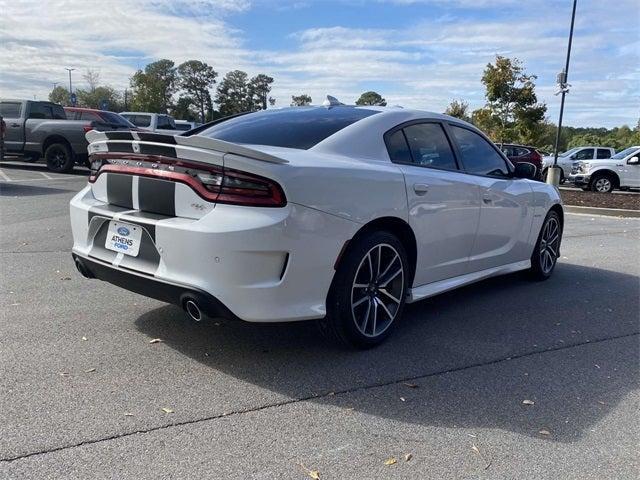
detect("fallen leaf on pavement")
[400,397,406,402]
[403,382,418,388]
[384,457,397,466]
[82,336,88,341]
[471,444,491,470]
[60,276,71,281]
[538,429,551,436]
[59,372,69,376]
[404,453,413,462]
[149,338,163,344]
[597,401,606,405]
[298,463,320,479]
[84,368,96,373]
[124,413,134,417]
[161,407,174,414]
[522,399,535,405]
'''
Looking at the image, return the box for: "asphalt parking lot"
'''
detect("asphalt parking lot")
[1,161,639,479]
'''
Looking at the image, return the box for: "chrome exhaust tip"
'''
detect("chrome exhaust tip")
[184,299,203,322]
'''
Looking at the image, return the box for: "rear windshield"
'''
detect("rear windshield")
[101,111,133,127]
[198,107,380,149]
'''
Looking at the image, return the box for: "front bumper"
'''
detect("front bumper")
[70,185,358,322]
[569,174,590,187]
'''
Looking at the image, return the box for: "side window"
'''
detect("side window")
[597,149,611,159]
[65,110,77,120]
[516,147,530,156]
[574,148,594,160]
[28,103,53,119]
[51,104,66,119]
[402,123,457,170]
[500,146,514,157]
[0,102,23,118]
[156,116,170,129]
[450,125,509,177]
[130,115,151,127]
[386,129,411,163]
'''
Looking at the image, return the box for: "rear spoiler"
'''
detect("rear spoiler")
[85,130,288,165]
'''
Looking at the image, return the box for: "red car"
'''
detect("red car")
[64,107,136,131]
[500,144,544,179]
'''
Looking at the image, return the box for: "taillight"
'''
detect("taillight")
[83,124,94,133]
[88,155,286,208]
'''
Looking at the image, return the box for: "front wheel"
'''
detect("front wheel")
[590,173,615,193]
[320,231,409,348]
[529,211,562,280]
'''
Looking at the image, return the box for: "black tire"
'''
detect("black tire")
[529,210,562,281]
[45,143,74,173]
[559,171,566,184]
[319,231,409,348]
[589,172,615,193]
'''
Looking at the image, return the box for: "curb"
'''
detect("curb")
[565,205,640,218]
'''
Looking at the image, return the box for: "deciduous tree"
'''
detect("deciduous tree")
[444,99,470,122]
[355,91,386,106]
[130,59,177,113]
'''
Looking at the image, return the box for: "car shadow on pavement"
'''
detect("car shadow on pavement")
[0,161,89,176]
[0,183,76,196]
[135,263,639,443]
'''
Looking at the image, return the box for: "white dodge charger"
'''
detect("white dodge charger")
[70,100,563,347]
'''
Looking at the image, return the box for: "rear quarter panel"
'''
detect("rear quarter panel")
[27,119,90,155]
[224,151,408,225]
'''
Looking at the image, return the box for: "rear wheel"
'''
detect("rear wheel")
[529,211,562,280]
[319,231,409,348]
[45,143,74,173]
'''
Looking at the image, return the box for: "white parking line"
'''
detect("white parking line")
[40,171,54,180]
[0,169,10,181]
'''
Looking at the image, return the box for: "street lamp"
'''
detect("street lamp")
[547,0,577,186]
[65,68,75,93]
[65,68,76,106]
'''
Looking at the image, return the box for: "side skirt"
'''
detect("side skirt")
[406,260,531,303]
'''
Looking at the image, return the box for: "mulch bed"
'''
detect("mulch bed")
[560,189,640,210]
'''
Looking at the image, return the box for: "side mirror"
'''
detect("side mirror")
[514,162,537,180]
[628,156,639,165]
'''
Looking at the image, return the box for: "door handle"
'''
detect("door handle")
[10,123,20,127]
[482,193,492,204]
[413,183,429,195]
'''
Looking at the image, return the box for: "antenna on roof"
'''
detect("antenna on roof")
[323,95,344,107]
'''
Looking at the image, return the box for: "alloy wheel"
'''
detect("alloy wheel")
[539,217,560,274]
[594,178,612,192]
[50,149,66,169]
[350,243,404,338]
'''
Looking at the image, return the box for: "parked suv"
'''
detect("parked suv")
[500,144,543,179]
[569,146,640,192]
[64,107,136,131]
[542,146,616,183]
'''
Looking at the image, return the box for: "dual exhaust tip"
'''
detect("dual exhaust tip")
[184,299,203,322]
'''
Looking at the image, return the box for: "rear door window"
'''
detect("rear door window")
[28,103,54,119]
[450,125,510,177]
[128,115,151,127]
[597,148,611,159]
[386,129,412,163]
[1,102,23,118]
[79,111,102,122]
[401,123,458,170]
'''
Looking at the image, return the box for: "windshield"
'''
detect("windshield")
[611,147,639,159]
[198,107,380,149]
[559,147,580,157]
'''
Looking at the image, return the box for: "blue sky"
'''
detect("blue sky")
[1,0,638,127]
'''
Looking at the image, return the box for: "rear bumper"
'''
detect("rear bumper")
[72,253,238,320]
[70,185,359,322]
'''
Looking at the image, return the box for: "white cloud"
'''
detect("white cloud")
[0,0,637,127]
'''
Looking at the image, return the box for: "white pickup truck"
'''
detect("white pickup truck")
[542,146,616,183]
[569,146,640,193]
[120,112,180,135]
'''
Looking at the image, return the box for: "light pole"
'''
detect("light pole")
[547,0,577,186]
[65,68,75,93]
